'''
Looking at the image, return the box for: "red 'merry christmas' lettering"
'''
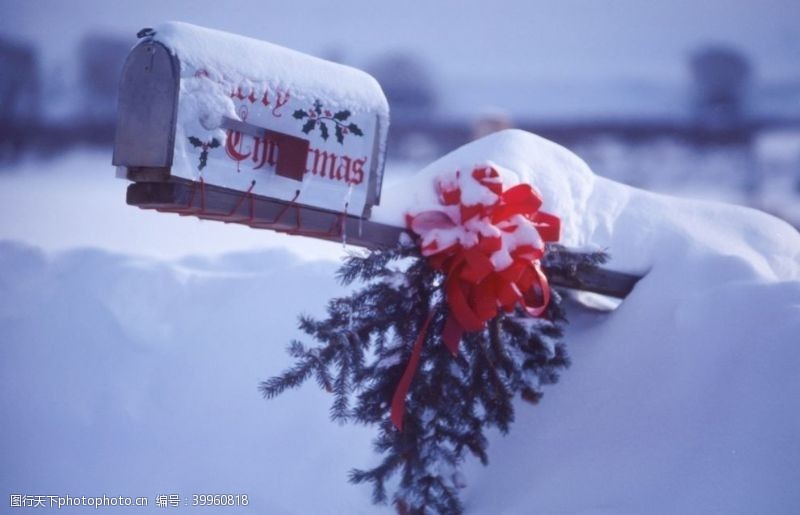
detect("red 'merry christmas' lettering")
[194,69,290,118]
[225,130,278,170]
[231,86,290,117]
[225,130,365,185]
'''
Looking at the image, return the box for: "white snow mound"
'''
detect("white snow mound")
[375,129,800,281]
[2,131,799,514]
[368,130,800,514]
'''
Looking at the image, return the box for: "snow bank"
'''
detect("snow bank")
[0,242,378,514]
[464,274,800,514]
[2,130,799,514]
[374,129,800,280]
[374,130,800,513]
[373,130,798,514]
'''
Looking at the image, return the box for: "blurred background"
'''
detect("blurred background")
[1,0,799,257]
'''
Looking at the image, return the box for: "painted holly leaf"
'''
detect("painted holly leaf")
[208,138,221,149]
[188,136,203,147]
[347,123,363,136]
[301,119,317,134]
[313,100,323,115]
[319,122,329,141]
[333,110,350,121]
[293,109,308,119]
[335,125,344,144]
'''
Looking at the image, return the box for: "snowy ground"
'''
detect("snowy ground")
[1,137,799,513]
[0,241,379,513]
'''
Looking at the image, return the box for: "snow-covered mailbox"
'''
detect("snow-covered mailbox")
[114,22,397,247]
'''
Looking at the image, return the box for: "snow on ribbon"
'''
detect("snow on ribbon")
[391,165,561,430]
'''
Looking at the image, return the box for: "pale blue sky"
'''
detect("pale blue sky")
[2,0,798,118]
[3,0,797,81]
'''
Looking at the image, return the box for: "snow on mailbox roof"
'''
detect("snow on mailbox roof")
[153,21,389,118]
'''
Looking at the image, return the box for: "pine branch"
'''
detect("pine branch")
[261,242,608,513]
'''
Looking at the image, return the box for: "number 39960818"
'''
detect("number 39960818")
[192,494,249,506]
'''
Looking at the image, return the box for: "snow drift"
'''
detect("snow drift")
[379,130,800,514]
[2,130,799,513]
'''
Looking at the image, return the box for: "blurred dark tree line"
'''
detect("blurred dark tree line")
[0,32,129,161]
[1,29,795,165]
[0,32,444,163]
[690,46,751,134]
[0,37,40,124]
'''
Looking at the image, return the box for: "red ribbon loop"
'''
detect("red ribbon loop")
[391,165,561,431]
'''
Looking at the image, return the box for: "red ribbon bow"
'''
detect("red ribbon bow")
[391,165,561,431]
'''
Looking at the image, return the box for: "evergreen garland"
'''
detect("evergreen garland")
[261,243,607,514]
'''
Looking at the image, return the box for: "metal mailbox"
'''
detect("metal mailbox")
[114,22,389,222]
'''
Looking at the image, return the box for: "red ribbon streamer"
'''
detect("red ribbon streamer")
[390,311,434,431]
[391,165,561,431]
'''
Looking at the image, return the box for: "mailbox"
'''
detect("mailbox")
[114,22,389,221]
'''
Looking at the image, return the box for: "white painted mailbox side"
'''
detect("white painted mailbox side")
[117,22,389,217]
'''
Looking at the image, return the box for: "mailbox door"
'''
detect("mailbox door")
[113,41,179,169]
